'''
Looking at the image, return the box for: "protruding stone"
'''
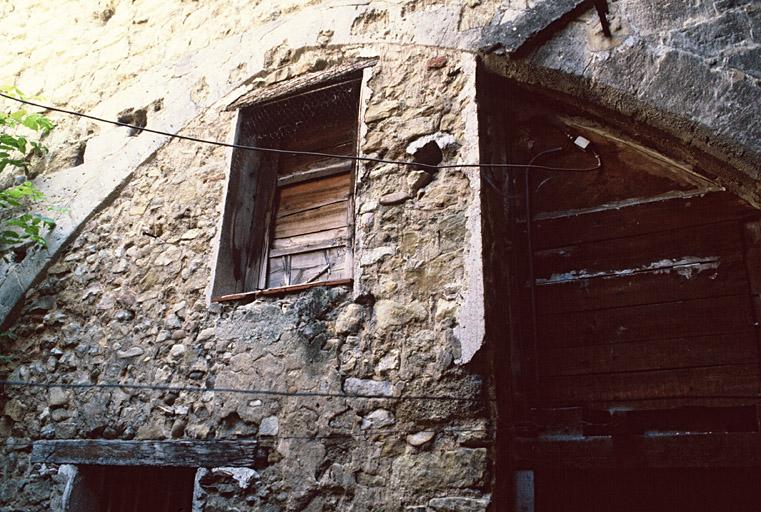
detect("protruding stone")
[259,416,279,436]
[180,228,201,240]
[116,347,144,359]
[361,409,395,429]
[114,309,134,322]
[169,344,186,359]
[360,246,394,267]
[428,496,491,512]
[343,378,394,397]
[379,191,411,206]
[406,431,435,446]
[365,100,397,123]
[197,327,215,342]
[48,388,69,408]
[335,304,364,334]
[5,399,26,421]
[407,170,433,193]
[211,467,259,489]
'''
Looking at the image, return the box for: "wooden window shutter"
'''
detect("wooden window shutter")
[212,71,362,299]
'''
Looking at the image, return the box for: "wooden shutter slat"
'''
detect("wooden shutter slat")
[274,199,349,239]
[271,226,349,251]
[267,246,348,287]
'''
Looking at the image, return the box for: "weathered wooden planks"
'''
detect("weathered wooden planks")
[535,294,755,349]
[512,432,761,469]
[267,246,347,288]
[278,140,355,178]
[271,226,349,252]
[273,200,349,239]
[31,440,267,467]
[276,172,352,218]
[540,363,761,404]
[533,255,749,314]
[533,192,754,251]
[533,221,742,280]
[540,331,758,377]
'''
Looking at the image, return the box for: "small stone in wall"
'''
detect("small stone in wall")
[361,409,395,429]
[48,388,69,408]
[399,116,437,142]
[427,56,448,69]
[335,304,364,334]
[406,431,434,447]
[259,416,279,436]
[114,309,135,322]
[379,191,411,206]
[116,347,144,359]
[343,378,394,397]
[211,467,259,489]
[169,344,186,359]
[377,350,399,372]
[197,327,215,342]
[407,170,433,194]
[428,496,491,512]
[180,228,202,240]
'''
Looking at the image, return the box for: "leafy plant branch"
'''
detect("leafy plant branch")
[0,86,56,262]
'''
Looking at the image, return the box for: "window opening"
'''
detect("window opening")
[68,465,195,512]
[212,73,362,300]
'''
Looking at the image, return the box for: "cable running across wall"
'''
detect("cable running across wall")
[0,92,601,173]
[0,379,495,403]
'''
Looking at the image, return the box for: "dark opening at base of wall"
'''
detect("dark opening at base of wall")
[68,465,196,512]
[535,468,761,512]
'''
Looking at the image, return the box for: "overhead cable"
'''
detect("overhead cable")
[0,379,495,403]
[0,93,601,173]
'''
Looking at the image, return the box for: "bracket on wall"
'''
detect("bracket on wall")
[593,0,612,38]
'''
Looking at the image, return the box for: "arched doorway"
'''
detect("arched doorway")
[479,73,761,511]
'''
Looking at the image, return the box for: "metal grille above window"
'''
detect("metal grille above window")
[212,72,362,300]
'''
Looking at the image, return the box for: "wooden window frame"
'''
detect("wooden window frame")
[210,69,369,303]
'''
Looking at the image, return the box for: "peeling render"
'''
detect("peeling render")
[454,54,486,366]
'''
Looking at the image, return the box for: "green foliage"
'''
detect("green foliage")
[0,87,56,261]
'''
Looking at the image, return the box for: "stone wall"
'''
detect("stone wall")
[0,36,493,510]
[2,0,760,510]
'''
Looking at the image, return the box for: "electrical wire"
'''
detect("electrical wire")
[0,92,602,173]
[2,427,496,444]
[0,379,495,403]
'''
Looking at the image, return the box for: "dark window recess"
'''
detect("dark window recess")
[72,465,195,512]
[212,74,361,299]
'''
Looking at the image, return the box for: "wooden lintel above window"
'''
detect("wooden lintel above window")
[31,440,269,468]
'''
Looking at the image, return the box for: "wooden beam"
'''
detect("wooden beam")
[513,432,761,469]
[211,278,353,303]
[31,440,268,468]
[514,470,535,512]
[277,160,353,187]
